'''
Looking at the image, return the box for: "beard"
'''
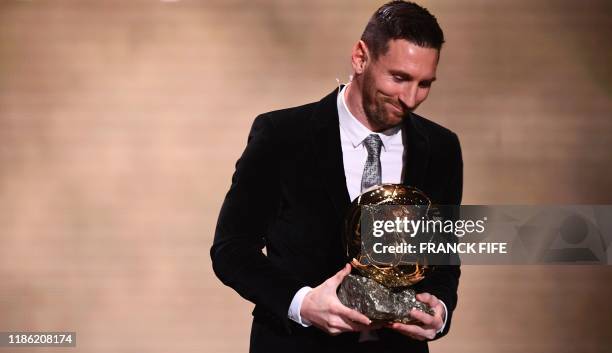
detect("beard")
[361,70,408,131]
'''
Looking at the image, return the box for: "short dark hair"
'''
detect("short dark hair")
[361,1,444,59]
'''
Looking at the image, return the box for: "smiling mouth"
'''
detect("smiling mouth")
[387,102,404,115]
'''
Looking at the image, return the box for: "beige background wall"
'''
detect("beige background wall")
[1,0,611,352]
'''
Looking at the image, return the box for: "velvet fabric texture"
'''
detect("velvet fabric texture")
[211,88,463,353]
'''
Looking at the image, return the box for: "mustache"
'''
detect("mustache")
[382,98,411,115]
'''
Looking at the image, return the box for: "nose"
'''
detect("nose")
[398,84,418,111]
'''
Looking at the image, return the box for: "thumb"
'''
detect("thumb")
[329,263,352,287]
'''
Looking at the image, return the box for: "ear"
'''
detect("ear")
[351,40,370,75]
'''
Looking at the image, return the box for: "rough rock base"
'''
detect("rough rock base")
[337,274,434,324]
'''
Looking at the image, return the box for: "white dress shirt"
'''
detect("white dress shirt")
[288,84,447,335]
[337,86,404,201]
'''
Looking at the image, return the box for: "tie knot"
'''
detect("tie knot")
[363,134,382,156]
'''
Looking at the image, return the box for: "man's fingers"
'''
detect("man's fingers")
[326,317,355,334]
[337,305,372,326]
[409,308,439,328]
[325,315,368,334]
[330,263,352,287]
[345,320,370,332]
[387,322,435,341]
[416,293,439,307]
[338,316,370,331]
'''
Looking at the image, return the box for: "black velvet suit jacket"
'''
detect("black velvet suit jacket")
[211,88,463,353]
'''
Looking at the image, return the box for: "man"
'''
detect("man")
[211,1,462,352]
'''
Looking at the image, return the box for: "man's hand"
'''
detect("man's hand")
[300,264,373,335]
[385,293,446,341]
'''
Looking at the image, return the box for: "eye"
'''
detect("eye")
[392,75,405,82]
[418,81,432,88]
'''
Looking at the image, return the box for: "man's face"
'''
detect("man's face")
[360,39,439,131]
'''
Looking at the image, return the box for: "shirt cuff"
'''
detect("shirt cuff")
[437,300,448,334]
[288,286,313,327]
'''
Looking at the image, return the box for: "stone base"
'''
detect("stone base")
[337,274,434,324]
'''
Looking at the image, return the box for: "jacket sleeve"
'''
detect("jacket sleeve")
[417,131,463,340]
[210,115,305,331]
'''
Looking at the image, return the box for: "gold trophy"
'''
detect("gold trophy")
[337,184,436,324]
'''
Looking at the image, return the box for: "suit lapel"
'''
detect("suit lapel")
[309,88,351,219]
[402,113,430,191]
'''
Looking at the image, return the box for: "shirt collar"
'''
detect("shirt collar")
[337,84,401,150]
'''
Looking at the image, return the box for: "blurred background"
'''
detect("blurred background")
[1,0,611,352]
